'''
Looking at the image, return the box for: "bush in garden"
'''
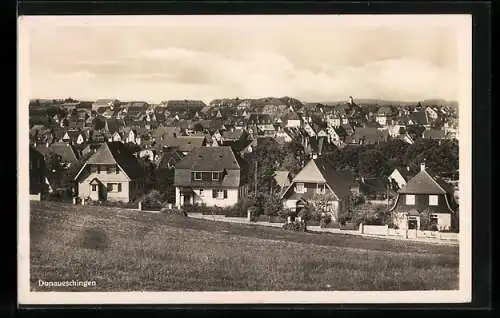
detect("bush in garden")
[319,213,332,228]
[248,206,260,222]
[282,220,307,232]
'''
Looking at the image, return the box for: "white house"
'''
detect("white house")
[173,146,248,208]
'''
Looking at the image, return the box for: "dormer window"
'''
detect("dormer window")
[212,172,220,181]
[194,172,202,180]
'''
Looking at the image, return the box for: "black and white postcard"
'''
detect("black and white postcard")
[18,14,472,305]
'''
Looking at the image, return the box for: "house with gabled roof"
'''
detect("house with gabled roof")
[375,106,395,126]
[346,127,389,145]
[425,106,439,121]
[274,170,292,193]
[280,157,353,221]
[74,142,145,203]
[388,167,412,191]
[408,110,430,127]
[388,162,458,231]
[36,142,80,168]
[173,146,248,208]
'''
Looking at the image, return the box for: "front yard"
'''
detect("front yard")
[29,201,459,291]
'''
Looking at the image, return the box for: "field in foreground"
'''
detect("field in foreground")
[29,201,459,291]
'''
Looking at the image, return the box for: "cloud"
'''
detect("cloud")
[27,24,461,102]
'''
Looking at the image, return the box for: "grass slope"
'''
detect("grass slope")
[30,201,459,292]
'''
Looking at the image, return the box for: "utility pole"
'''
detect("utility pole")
[254,161,258,195]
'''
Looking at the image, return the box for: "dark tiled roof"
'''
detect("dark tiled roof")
[399,168,453,195]
[78,142,144,180]
[349,127,389,144]
[105,119,125,133]
[175,146,240,171]
[409,111,429,125]
[222,130,245,141]
[36,142,79,163]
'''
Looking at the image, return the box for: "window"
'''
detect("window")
[430,214,438,225]
[295,183,305,193]
[212,172,219,181]
[117,183,122,192]
[217,190,224,199]
[194,172,202,180]
[91,184,97,191]
[406,194,415,205]
[107,183,113,191]
[317,184,326,194]
[91,165,98,173]
[116,166,120,174]
[107,165,115,174]
[223,190,228,199]
[429,195,438,206]
[212,189,217,198]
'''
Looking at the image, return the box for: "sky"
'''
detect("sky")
[23,15,467,104]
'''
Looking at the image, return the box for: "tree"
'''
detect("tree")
[419,208,432,231]
[358,149,386,177]
[263,194,282,221]
[45,152,63,172]
[406,125,425,141]
[310,192,337,220]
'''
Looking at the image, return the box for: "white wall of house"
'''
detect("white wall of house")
[388,170,407,189]
[77,166,131,202]
[283,199,298,210]
[176,187,239,208]
[286,119,301,128]
[436,213,452,231]
[193,188,238,207]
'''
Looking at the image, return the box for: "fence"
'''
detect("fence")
[360,224,459,241]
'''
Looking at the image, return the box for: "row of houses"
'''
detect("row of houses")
[30,139,458,232]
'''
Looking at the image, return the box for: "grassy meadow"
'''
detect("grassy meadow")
[29,201,459,291]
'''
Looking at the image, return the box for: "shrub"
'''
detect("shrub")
[248,206,259,222]
[282,220,307,232]
[160,206,187,216]
[320,214,332,228]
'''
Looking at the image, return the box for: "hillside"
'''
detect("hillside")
[30,201,459,292]
[318,99,459,108]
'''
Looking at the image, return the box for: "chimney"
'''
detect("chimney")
[420,162,426,171]
[348,96,353,105]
